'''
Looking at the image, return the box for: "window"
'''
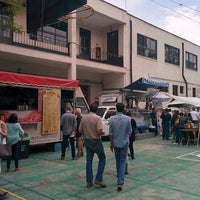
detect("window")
[180,86,184,94]
[0,13,11,39]
[0,86,38,110]
[105,111,116,119]
[79,28,91,58]
[165,44,180,65]
[172,85,178,96]
[186,52,197,70]
[35,22,67,46]
[192,88,196,97]
[137,34,157,59]
[75,97,89,114]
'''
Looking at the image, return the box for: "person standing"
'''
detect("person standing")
[6,113,24,172]
[75,108,84,158]
[190,107,199,125]
[160,108,171,140]
[79,103,107,188]
[0,115,8,198]
[125,111,137,159]
[60,107,77,160]
[171,110,180,143]
[109,103,132,191]
[150,108,158,136]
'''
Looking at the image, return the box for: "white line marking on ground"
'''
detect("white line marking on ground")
[177,150,200,158]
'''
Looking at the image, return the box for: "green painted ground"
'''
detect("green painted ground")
[1,135,200,200]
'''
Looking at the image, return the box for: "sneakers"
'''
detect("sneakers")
[94,180,107,188]
[15,168,20,171]
[173,142,178,145]
[117,184,123,191]
[86,183,93,188]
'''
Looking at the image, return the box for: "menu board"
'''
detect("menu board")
[42,89,60,135]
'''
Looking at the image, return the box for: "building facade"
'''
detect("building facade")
[0,0,200,104]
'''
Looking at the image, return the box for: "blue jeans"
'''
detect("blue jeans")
[61,135,75,159]
[84,139,106,185]
[114,144,128,185]
[7,141,21,169]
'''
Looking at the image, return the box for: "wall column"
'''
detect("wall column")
[67,13,77,80]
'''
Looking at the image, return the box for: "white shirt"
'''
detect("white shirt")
[190,110,199,121]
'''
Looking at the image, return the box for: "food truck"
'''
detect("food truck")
[97,78,169,136]
[0,71,89,145]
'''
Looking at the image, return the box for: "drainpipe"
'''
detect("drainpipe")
[130,20,133,83]
[182,42,188,96]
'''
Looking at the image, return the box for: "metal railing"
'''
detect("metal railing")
[77,45,123,67]
[0,31,124,67]
[0,31,69,55]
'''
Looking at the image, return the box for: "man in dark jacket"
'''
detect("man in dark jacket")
[161,108,171,140]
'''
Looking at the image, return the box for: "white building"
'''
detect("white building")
[0,0,200,104]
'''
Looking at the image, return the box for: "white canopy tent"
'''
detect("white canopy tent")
[167,95,200,108]
[151,92,171,109]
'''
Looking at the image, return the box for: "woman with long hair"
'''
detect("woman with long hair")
[6,113,24,172]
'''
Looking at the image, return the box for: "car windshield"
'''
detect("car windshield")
[96,108,106,118]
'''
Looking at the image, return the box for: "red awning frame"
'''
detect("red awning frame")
[0,71,79,89]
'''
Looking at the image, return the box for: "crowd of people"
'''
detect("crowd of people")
[60,102,137,192]
[2,103,200,196]
[1,102,135,197]
[150,107,200,145]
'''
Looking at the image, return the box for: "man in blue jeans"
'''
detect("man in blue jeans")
[60,107,77,160]
[109,103,132,191]
[79,103,107,188]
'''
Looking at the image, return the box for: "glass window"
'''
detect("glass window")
[0,13,11,38]
[186,52,197,70]
[96,108,106,118]
[192,88,196,97]
[33,22,67,46]
[105,111,116,119]
[180,86,184,94]
[165,44,180,65]
[172,85,178,96]
[75,97,89,114]
[137,34,157,59]
[0,86,38,110]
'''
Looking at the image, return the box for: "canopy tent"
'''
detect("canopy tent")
[0,71,79,89]
[150,92,171,109]
[152,92,171,102]
[167,95,200,107]
[124,77,169,91]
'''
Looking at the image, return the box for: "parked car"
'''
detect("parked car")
[96,106,116,139]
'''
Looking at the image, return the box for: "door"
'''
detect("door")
[80,28,91,59]
[107,30,118,60]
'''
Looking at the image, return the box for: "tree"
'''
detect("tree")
[0,0,25,33]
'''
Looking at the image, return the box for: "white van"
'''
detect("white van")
[96,106,116,138]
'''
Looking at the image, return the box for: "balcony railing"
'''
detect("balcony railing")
[0,31,123,67]
[0,31,69,55]
[77,45,123,67]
